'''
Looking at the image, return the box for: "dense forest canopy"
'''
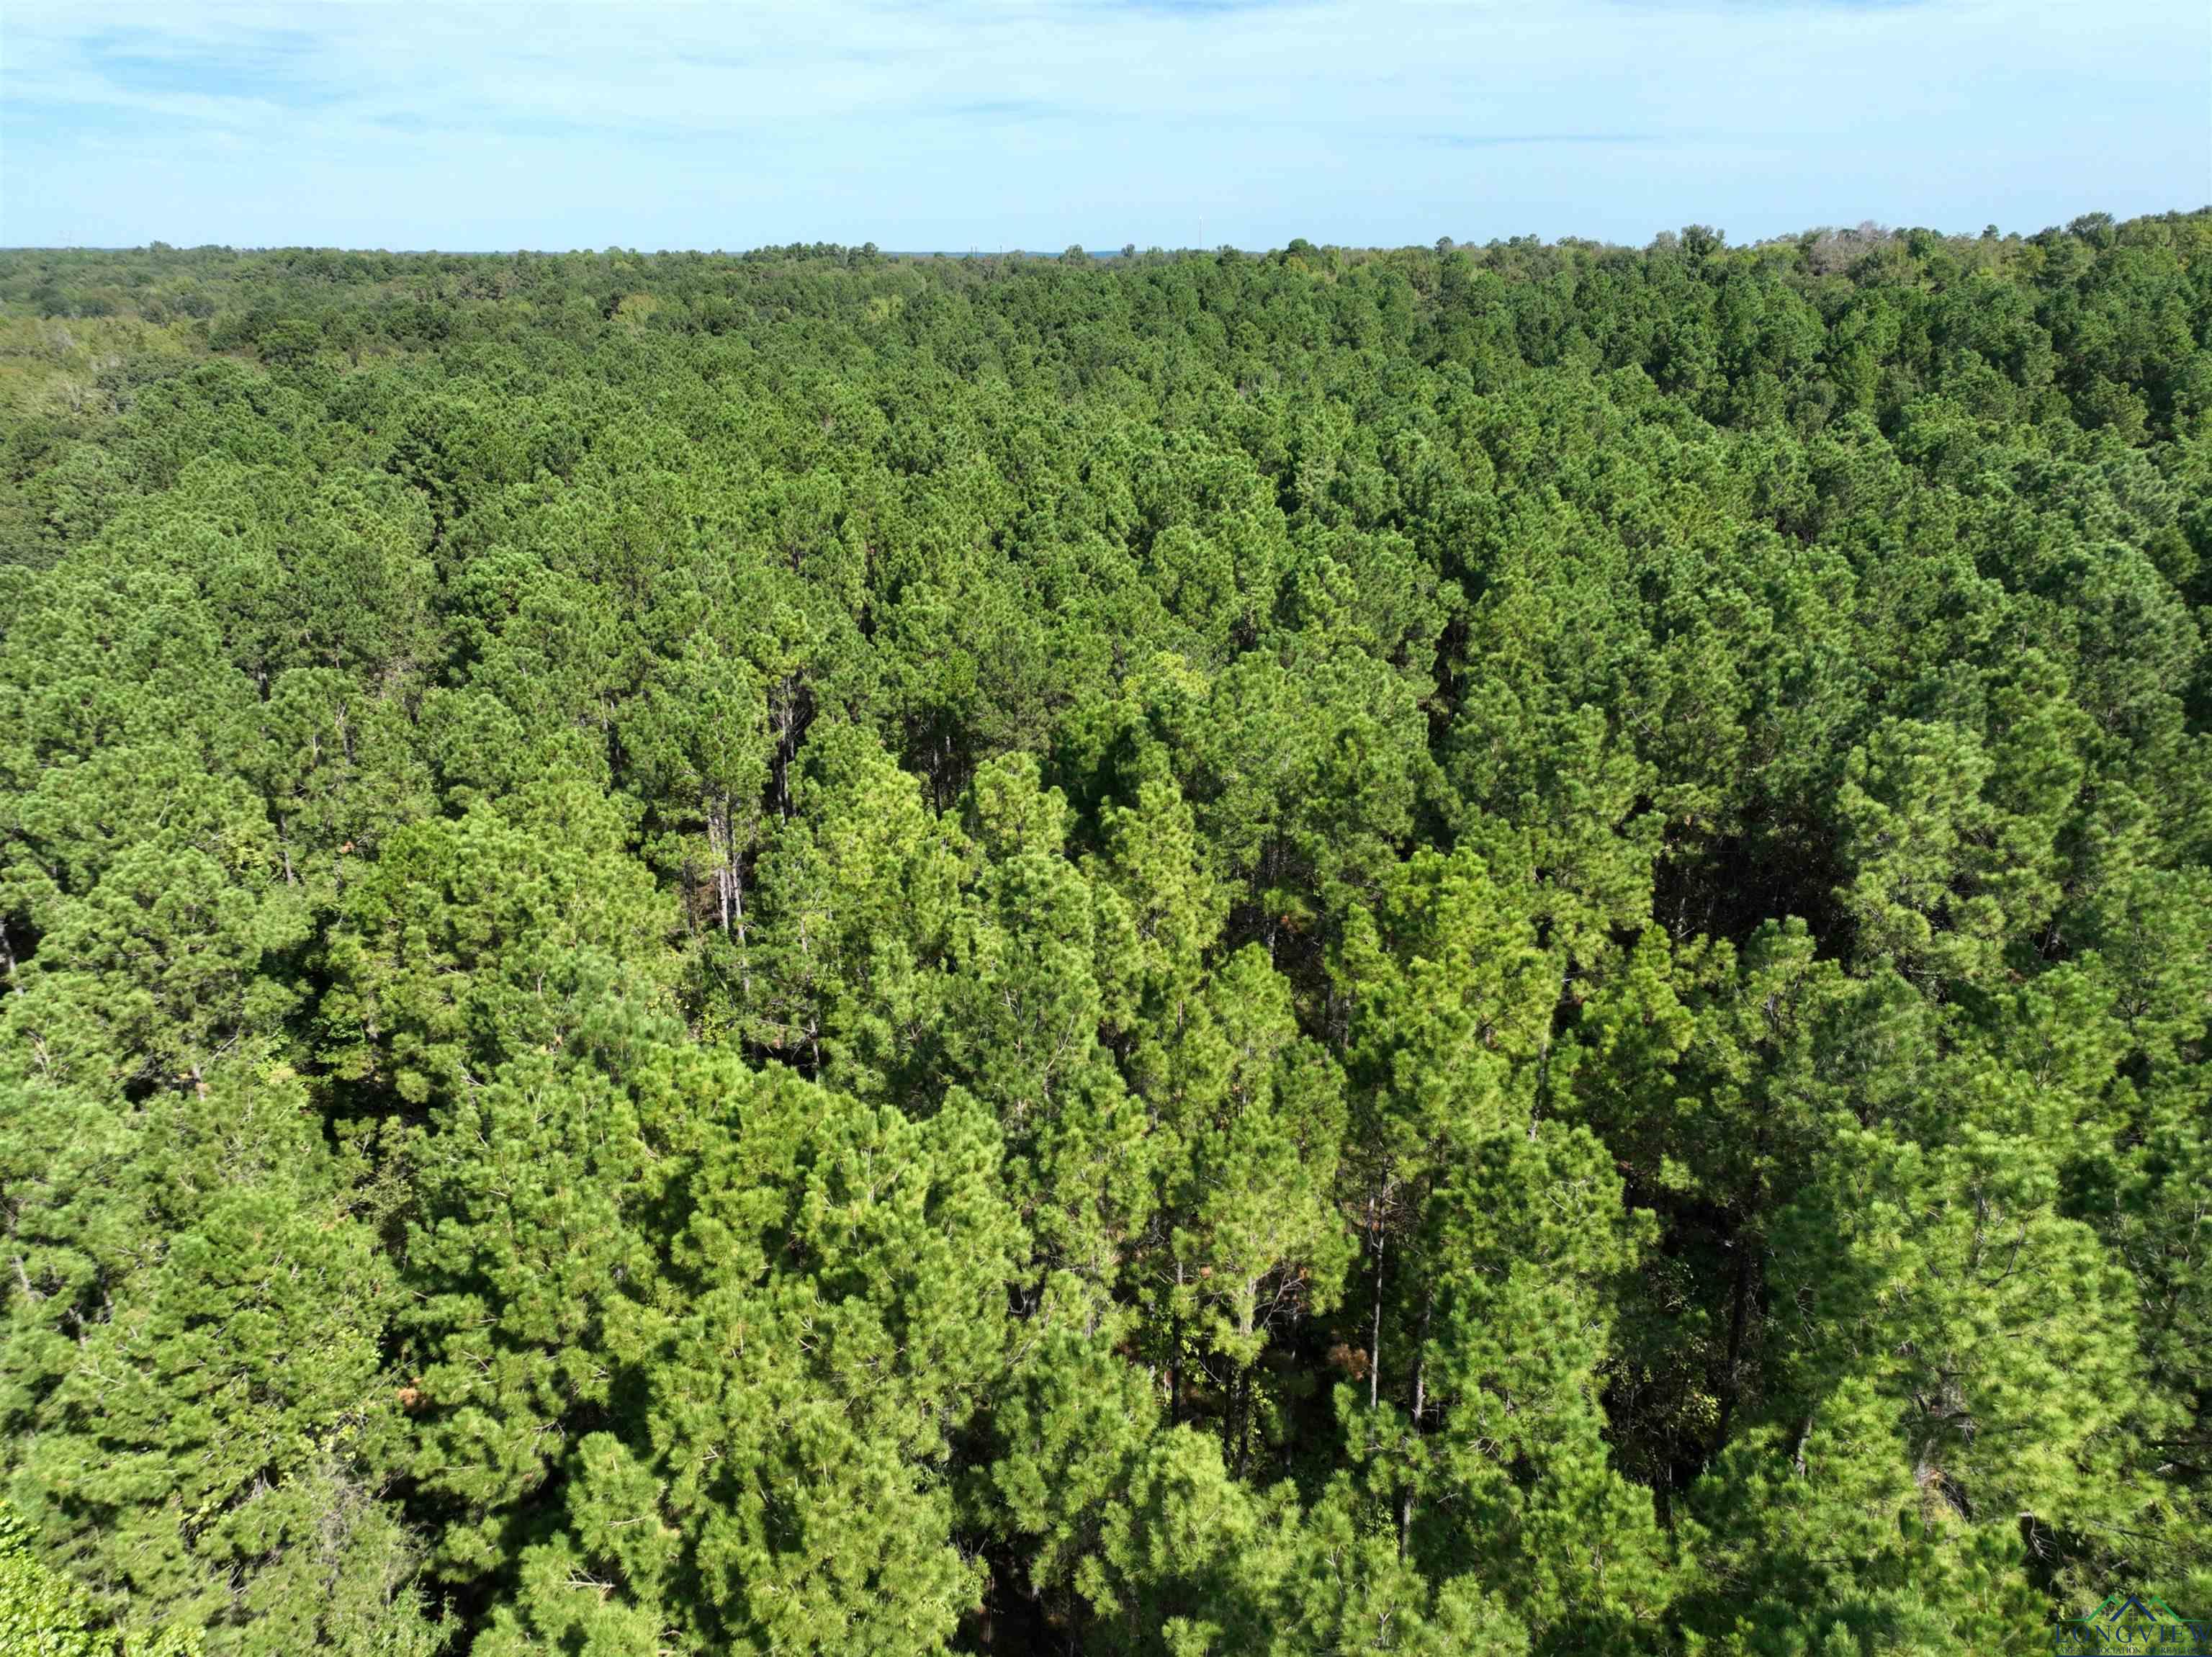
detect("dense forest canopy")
[0,211,2207,1656]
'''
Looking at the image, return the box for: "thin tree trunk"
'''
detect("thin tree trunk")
[1714,1238,1756,1450]
[1229,1364,1251,1479]
[731,852,752,996]
[1169,1259,1184,1427]
[1368,1203,1386,1412]
[1398,1287,1433,1558]
[710,798,732,935]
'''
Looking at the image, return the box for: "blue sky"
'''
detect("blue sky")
[2,0,2206,251]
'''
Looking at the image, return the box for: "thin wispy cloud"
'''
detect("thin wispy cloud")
[79,24,331,106]
[1428,133,1668,149]
[1605,0,1932,8]
[1093,0,1315,14]
[940,99,1079,122]
[1,0,2203,249]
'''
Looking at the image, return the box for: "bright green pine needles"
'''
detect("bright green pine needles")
[0,215,2208,1655]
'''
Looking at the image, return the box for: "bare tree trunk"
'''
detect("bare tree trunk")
[1714,1238,1757,1450]
[1228,1364,1251,1479]
[1398,1287,1434,1558]
[771,675,811,820]
[1367,1198,1387,1412]
[1169,1259,1184,1427]
[709,798,732,935]
[731,848,752,997]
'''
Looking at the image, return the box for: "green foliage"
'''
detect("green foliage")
[0,1504,198,1656]
[1,214,2207,1652]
